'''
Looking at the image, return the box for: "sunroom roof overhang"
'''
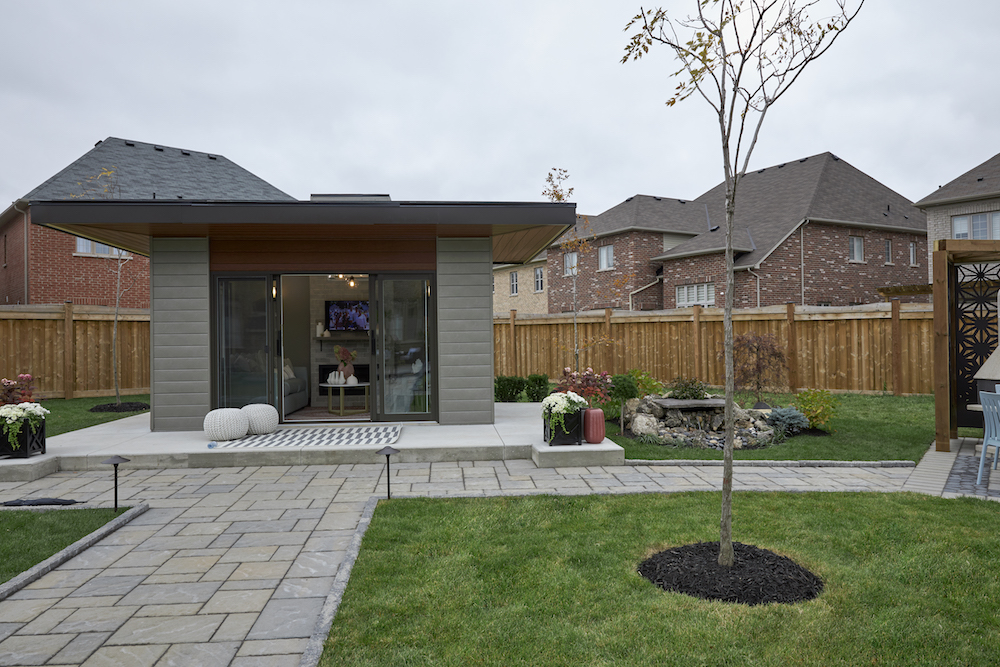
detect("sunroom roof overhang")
[28,199,575,264]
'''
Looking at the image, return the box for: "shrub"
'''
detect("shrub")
[610,374,639,430]
[525,374,550,402]
[766,406,810,437]
[0,374,35,405]
[793,389,837,430]
[731,332,786,405]
[627,368,664,396]
[636,433,665,446]
[556,367,612,406]
[668,377,709,401]
[494,375,527,402]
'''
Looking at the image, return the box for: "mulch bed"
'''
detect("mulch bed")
[88,402,150,413]
[637,541,823,606]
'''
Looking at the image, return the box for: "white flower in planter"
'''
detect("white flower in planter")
[0,402,49,450]
[541,391,588,436]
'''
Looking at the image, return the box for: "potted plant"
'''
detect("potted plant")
[0,402,49,458]
[556,367,613,443]
[541,390,588,446]
[333,345,357,379]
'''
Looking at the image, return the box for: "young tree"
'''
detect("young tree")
[623,0,863,566]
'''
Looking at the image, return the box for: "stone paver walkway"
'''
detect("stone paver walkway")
[0,456,941,666]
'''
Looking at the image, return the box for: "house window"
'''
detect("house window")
[534,266,544,292]
[509,271,518,296]
[75,237,128,258]
[563,252,578,276]
[849,236,864,262]
[676,282,715,307]
[598,245,614,271]
[909,242,917,266]
[953,212,1000,239]
[884,239,892,265]
[816,301,831,307]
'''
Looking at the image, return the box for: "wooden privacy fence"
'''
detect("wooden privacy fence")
[495,302,934,395]
[0,304,150,399]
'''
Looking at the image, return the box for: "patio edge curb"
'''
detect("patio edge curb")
[625,459,916,468]
[0,503,149,603]
[301,495,379,667]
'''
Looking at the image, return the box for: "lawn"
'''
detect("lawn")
[0,508,123,584]
[322,492,1000,667]
[609,393,935,462]
[40,394,150,437]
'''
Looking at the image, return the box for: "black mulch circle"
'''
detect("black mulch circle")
[88,402,150,413]
[637,541,823,606]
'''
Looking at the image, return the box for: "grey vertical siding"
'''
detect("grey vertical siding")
[150,238,210,431]
[436,238,494,424]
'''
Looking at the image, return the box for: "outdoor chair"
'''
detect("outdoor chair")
[977,391,1000,485]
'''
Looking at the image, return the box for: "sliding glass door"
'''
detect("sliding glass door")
[374,275,435,420]
[216,276,273,408]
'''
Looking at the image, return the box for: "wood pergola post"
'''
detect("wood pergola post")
[891,299,902,396]
[933,246,953,451]
[786,303,798,393]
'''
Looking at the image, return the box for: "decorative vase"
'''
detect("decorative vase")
[0,422,46,459]
[543,410,583,446]
[316,321,324,337]
[338,361,355,379]
[584,408,605,444]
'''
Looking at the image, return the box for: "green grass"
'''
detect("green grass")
[322,492,1000,667]
[610,393,934,462]
[0,508,123,584]
[39,394,150,437]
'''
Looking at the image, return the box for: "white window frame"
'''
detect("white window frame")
[953,212,1000,240]
[563,251,578,276]
[849,236,864,263]
[676,282,715,308]
[509,271,518,296]
[909,242,917,266]
[74,237,129,258]
[534,266,544,292]
[884,239,893,265]
[598,245,614,271]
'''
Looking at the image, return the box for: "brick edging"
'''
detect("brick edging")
[0,503,149,603]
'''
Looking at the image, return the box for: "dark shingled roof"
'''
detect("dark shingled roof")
[566,152,925,269]
[24,137,295,202]
[915,152,1000,207]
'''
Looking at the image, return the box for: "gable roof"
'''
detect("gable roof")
[915,152,1000,208]
[23,137,295,202]
[581,194,711,238]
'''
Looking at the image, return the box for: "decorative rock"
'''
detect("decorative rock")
[204,408,249,441]
[631,413,661,437]
[241,403,279,435]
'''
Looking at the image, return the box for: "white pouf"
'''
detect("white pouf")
[204,408,249,441]
[241,403,279,435]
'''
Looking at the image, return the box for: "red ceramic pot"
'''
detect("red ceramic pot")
[584,408,605,444]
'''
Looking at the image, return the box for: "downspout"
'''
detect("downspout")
[13,200,28,304]
[628,276,662,311]
[746,267,761,308]
[799,220,809,306]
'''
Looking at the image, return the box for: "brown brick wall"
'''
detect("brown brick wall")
[25,216,150,308]
[0,212,27,304]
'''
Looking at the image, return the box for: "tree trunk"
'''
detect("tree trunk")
[719,177,737,568]
[113,255,123,406]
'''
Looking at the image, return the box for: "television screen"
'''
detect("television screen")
[327,300,370,331]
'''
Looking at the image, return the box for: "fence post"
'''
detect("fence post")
[691,305,702,381]
[63,301,75,400]
[508,309,517,376]
[892,299,902,396]
[604,308,613,374]
[786,303,798,393]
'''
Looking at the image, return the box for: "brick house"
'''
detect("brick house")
[547,152,928,312]
[492,252,547,314]
[915,151,1000,283]
[0,137,294,307]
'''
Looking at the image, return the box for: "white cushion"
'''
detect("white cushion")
[283,365,295,380]
[204,408,249,441]
[241,403,280,435]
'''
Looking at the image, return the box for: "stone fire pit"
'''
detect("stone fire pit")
[625,395,773,450]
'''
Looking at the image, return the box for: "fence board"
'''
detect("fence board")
[494,303,934,394]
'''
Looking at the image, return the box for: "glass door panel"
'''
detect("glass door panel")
[375,275,434,420]
[217,276,271,408]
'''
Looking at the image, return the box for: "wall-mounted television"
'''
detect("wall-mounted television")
[326,300,370,331]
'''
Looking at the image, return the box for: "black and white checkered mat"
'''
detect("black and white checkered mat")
[208,425,401,449]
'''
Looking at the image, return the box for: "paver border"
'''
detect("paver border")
[0,502,149,603]
[626,459,915,468]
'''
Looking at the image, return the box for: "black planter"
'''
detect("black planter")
[0,421,46,459]
[544,410,583,446]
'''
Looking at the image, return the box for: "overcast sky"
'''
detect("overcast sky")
[3,0,998,216]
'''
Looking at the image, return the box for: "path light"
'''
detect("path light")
[101,455,130,510]
[376,446,399,499]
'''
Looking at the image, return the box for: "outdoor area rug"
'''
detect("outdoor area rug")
[208,425,401,449]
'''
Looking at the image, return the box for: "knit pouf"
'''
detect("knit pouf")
[241,403,279,435]
[204,408,249,441]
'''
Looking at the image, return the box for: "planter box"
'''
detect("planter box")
[544,410,583,446]
[0,422,46,459]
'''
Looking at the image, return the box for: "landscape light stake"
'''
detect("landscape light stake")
[376,446,399,499]
[101,455,130,511]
